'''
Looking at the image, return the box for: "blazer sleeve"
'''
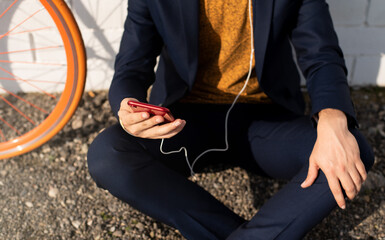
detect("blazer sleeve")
[290,0,358,128]
[109,0,163,117]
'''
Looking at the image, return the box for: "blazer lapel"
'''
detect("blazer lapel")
[176,0,199,88]
[253,0,274,81]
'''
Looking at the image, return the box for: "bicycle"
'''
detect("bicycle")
[0,0,86,159]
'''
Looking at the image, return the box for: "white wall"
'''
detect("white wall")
[71,0,384,89]
[327,0,385,86]
[2,0,384,93]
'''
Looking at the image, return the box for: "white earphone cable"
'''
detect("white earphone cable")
[160,0,255,178]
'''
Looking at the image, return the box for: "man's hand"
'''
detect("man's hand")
[301,109,367,209]
[118,98,186,139]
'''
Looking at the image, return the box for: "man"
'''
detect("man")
[87,0,374,239]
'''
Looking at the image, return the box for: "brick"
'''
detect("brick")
[352,55,385,86]
[335,27,385,55]
[344,56,355,83]
[72,0,127,30]
[326,0,367,26]
[84,59,115,91]
[368,0,385,26]
[81,28,124,62]
[81,28,124,91]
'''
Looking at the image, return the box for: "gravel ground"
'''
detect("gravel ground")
[0,88,384,240]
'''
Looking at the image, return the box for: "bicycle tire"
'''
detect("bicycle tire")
[0,0,86,159]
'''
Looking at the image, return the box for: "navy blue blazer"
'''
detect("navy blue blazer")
[109,0,357,126]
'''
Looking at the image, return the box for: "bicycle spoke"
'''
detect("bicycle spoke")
[0,77,64,84]
[0,45,62,55]
[0,60,65,66]
[0,95,36,125]
[0,0,19,19]
[7,26,54,36]
[0,116,21,135]
[0,65,57,99]
[0,87,48,114]
[0,8,43,41]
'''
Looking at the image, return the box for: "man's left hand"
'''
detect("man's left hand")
[301,108,367,209]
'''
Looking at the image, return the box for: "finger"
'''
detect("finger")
[349,166,363,193]
[326,175,346,209]
[120,98,139,111]
[120,111,150,126]
[339,173,357,200]
[301,160,319,188]
[140,120,186,139]
[153,126,185,139]
[125,115,164,136]
[355,159,367,182]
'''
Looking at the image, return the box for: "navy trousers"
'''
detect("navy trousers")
[87,103,374,240]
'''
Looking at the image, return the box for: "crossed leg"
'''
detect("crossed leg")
[87,103,374,240]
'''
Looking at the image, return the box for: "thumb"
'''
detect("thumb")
[301,161,319,188]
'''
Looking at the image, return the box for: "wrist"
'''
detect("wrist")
[318,108,348,130]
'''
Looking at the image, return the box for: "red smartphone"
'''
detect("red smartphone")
[128,101,175,123]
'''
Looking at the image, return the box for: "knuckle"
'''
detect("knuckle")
[332,188,343,196]
[345,186,355,194]
[129,128,139,136]
[337,164,347,173]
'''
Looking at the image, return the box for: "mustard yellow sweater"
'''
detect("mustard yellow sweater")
[182,0,270,104]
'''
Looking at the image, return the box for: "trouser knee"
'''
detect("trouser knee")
[87,124,143,189]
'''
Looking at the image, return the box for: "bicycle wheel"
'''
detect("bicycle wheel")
[0,0,86,159]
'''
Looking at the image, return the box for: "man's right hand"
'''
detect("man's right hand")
[117,98,186,139]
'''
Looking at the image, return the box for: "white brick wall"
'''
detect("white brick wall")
[1,0,384,94]
[66,0,127,91]
[73,0,384,88]
[327,0,385,86]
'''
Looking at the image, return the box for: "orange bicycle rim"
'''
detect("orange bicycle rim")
[0,0,86,159]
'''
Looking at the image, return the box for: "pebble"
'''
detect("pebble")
[48,187,59,198]
[71,220,81,229]
[135,222,144,231]
[113,230,123,237]
[71,118,83,130]
[0,170,7,177]
[1,89,384,240]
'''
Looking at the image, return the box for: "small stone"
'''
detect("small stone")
[87,218,93,226]
[25,202,33,208]
[135,222,144,231]
[71,220,81,229]
[81,144,88,154]
[42,146,50,153]
[68,166,76,172]
[109,226,116,232]
[1,170,7,177]
[71,119,83,130]
[48,187,59,198]
[0,181,4,186]
[113,230,123,237]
